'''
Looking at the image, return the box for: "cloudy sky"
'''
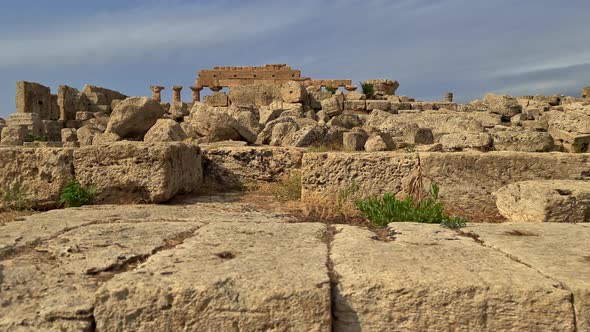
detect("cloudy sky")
[1,0,589,119]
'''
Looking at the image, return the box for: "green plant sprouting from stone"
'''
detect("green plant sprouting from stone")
[355,183,467,228]
[0,182,32,211]
[325,86,337,95]
[359,81,375,99]
[59,179,97,208]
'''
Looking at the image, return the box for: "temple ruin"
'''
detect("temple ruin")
[191,64,353,101]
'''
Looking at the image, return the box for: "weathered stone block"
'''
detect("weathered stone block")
[301,152,420,198]
[61,128,77,142]
[57,85,81,121]
[332,224,575,331]
[495,180,590,223]
[343,100,366,112]
[0,147,75,209]
[202,146,303,190]
[440,132,493,151]
[228,84,282,106]
[0,125,27,146]
[203,91,229,107]
[492,131,554,152]
[94,222,330,332]
[7,113,42,136]
[73,142,202,203]
[75,111,94,121]
[420,152,590,216]
[42,120,64,142]
[343,132,367,151]
[366,100,390,111]
[15,81,51,119]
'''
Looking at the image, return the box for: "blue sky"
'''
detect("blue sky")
[1,0,590,119]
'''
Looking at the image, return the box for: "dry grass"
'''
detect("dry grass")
[0,209,35,225]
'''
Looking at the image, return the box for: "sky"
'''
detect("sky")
[1,0,590,119]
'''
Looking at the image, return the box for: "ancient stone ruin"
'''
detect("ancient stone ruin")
[1,64,589,331]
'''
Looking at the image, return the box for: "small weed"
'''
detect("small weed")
[355,183,467,228]
[360,81,375,99]
[259,172,302,203]
[24,134,49,143]
[325,86,337,95]
[59,179,97,208]
[0,182,31,211]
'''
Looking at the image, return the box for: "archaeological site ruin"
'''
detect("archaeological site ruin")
[1,64,589,331]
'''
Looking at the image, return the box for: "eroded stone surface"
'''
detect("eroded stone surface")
[331,224,576,331]
[94,222,331,331]
[469,223,590,332]
[0,221,201,331]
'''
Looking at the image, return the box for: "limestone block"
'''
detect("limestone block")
[440,132,493,151]
[94,222,330,331]
[483,93,522,118]
[65,119,84,129]
[280,80,308,103]
[42,120,64,142]
[75,111,94,121]
[366,100,391,111]
[0,221,199,331]
[343,100,366,112]
[203,91,229,107]
[91,132,121,145]
[301,152,420,199]
[282,124,326,147]
[328,114,363,129]
[364,79,399,96]
[320,91,345,116]
[495,180,590,223]
[0,123,5,140]
[228,84,282,106]
[432,101,458,111]
[420,152,590,215]
[544,110,590,134]
[57,85,81,121]
[492,131,554,152]
[403,127,434,145]
[343,132,367,151]
[87,104,111,114]
[61,128,77,142]
[81,84,127,106]
[7,112,42,136]
[202,146,303,189]
[331,224,575,331]
[144,119,187,143]
[0,147,75,209]
[15,81,51,119]
[345,91,366,100]
[469,223,590,332]
[0,125,27,146]
[76,125,101,147]
[364,133,394,151]
[105,97,165,139]
[73,142,202,203]
[389,102,412,112]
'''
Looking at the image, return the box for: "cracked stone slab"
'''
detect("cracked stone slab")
[0,201,292,257]
[94,222,331,331]
[331,223,576,331]
[468,223,590,332]
[0,221,201,331]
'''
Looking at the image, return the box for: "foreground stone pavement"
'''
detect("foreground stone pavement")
[0,200,588,331]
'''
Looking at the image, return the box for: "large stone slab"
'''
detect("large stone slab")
[94,222,331,331]
[495,180,590,222]
[73,142,202,203]
[469,223,590,332]
[0,221,200,331]
[0,147,75,209]
[420,152,590,216]
[331,224,576,331]
[202,146,303,190]
[301,152,420,199]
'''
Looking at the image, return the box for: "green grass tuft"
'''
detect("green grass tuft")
[59,179,97,208]
[325,86,337,95]
[0,182,31,211]
[355,183,467,228]
[359,81,375,99]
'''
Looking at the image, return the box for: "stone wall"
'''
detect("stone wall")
[301,151,590,217]
[202,146,304,190]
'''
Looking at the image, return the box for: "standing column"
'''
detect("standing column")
[444,92,454,103]
[172,86,183,103]
[150,86,165,102]
[190,86,202,102]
